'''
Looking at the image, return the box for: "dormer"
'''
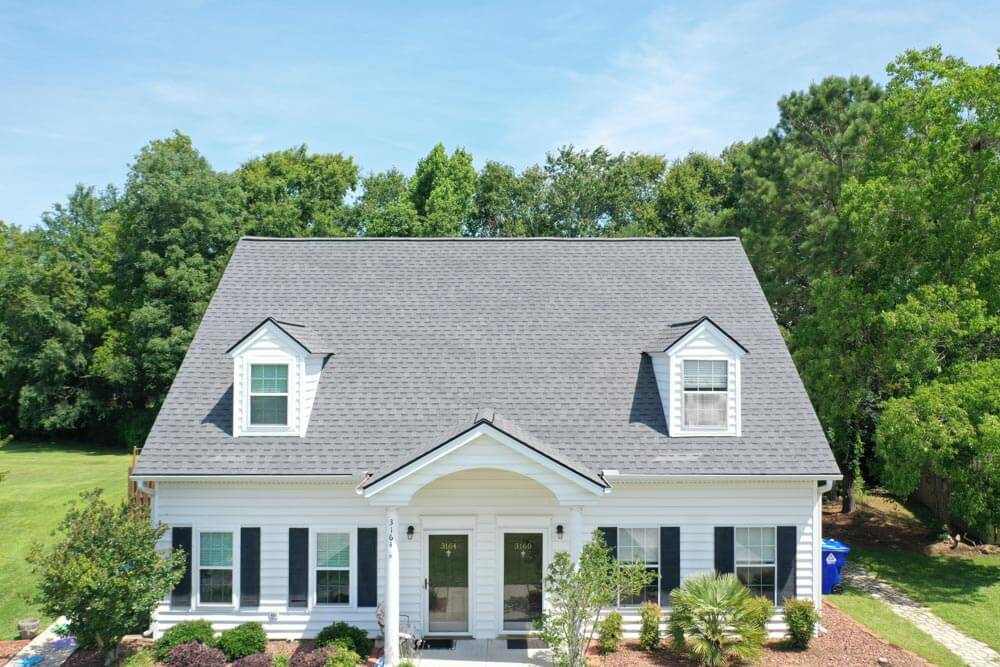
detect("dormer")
[644,317,747,437]
[226,318,333,438]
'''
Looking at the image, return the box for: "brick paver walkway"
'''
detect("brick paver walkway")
[843,562,1000,666]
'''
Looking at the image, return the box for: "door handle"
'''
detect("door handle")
[424,577,428,590]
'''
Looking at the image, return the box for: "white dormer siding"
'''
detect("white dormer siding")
[648,319,745,437]
[228,321,325,438]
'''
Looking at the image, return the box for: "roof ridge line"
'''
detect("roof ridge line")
[238,236,742,243]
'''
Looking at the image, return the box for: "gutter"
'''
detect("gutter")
[601,472,844,482]
[130,474,357,483]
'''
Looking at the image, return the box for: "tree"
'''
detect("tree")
[354,169,420,237]
[537,530,654,667]
[877,360,1000,541]
[238,146,359,237]
[27,489,184,665]
[468,161,546,237]
[409,143,476,236]
[92,132,243,441]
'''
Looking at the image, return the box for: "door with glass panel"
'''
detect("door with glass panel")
[426,534,469,633]
[502,532,544,631]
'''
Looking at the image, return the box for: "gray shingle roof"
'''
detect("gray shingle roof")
[641,316,748,354]
[134,237,840,478]
[227,317,336,355]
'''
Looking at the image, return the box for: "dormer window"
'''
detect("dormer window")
[683,360,728,428]
[227,317,335,438]
[644,316,746,437]
[250,364,289,426]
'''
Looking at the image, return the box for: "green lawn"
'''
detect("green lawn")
[852,545,1000,653]
[0,440,132,639]
[828,586,965,667]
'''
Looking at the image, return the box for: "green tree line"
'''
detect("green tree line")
[1,48,997,533]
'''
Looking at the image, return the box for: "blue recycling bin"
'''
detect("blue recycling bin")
[822,538,851,594]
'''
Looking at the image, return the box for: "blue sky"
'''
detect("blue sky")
[2,1,999,228]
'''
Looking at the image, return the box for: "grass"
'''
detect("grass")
[828,587,966,667]
[852,545,1000,653]
[0,439,132,639]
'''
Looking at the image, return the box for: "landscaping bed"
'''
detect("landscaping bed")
[0,640,30,667]
[588,603,928,666]
[64,638,326,667]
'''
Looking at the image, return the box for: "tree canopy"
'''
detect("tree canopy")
[2,46,998,535]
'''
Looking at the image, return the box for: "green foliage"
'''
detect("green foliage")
[877,360,1000,537]
[120,647,155,667]
[783,599,819,649]
[322,645,362,667]
[597,611,623,654]
[638,601,661,651]
[273,656,290,667]
[26,489,184,663]
[315,621,371,656]
[536,530,655,667]
[744,595,775,633]
[217,621,268,661]
[668,572,767,667]
[396,661,416,667]
[154,619,216,661]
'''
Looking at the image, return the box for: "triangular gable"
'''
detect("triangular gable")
[359,414,608,499]
[645,316,747,356]
[226,317,334,356]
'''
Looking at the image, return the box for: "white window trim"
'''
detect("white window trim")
[195,528,239,610]
[249,363,290,427]
[616,526,660,607]
[733,525,778,605]
[310,526,357,609]
[682,359,729,430]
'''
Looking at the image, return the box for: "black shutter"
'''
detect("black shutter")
[714,526,735,574]
[659,527,680,603]
[776,526,797,603]
[357,527,378,608]
[240,527,261,607]
[598,526,618,559]
[288,528,309,608]
[171,527,192,608]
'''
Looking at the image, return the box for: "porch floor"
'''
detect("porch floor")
[411,639,552,667]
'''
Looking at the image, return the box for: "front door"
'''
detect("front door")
[502,532,544,631]
[427,533,470,633]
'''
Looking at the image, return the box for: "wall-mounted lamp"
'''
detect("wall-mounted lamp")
[556,525,564,540]
[406,525,415,541]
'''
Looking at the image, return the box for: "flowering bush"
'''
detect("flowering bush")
[290,647,334,667]
[167,642,227,667]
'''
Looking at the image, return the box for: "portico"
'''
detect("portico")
[358,417,607,665]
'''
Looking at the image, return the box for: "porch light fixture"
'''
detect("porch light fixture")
[406,525,415,540]
[556,524,564,540]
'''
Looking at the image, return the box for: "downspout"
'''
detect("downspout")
[818,479,834,494]
[134,479,155,495]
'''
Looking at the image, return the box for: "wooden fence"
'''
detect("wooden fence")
[127,446,152,515]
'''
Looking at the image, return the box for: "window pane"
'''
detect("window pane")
[683,360,727,391]
[200,569,232,603]
[251,364,288,393]
[737,566,775,602]
[621,566,660,606]
[317,570,350,604]
[684,392,727,427]
[317,533,350,568]
[200,532,232,567]
[251,396,288,425]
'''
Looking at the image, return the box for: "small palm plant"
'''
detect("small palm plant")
[668,572,767,666]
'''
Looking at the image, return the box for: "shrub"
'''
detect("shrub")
[155,619,216,661]
[315,621,372,657]
[121,648,155,667]
[167,642,227,667]
[397,662,417,667]
[233,653,276,667]
[273,656,290,667]
[290,647,334,667]
[218,621,268,660]
[26,490,186,665]
[669,572,767,666]
[638,602,661,650]
[323,646,362,667]
[745,596,775,633]
[597,611,623,654]
[783,599,819,649]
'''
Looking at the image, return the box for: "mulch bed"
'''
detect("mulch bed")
[64,637,363,666]
[588,603,929,666]
[0,640,31,667]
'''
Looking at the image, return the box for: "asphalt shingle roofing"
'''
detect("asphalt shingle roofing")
[134,237,840,478]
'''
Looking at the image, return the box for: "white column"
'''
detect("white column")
[568,506,584,561]
[384,507,400,666]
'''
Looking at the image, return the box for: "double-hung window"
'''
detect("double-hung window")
[683,360,728,428]
[199,531,233,604]
[735,527,776,602]
[250,364,288,426]
[316,533,350,605]
[618,527,659,605]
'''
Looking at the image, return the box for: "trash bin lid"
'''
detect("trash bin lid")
[822,538,851,553]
